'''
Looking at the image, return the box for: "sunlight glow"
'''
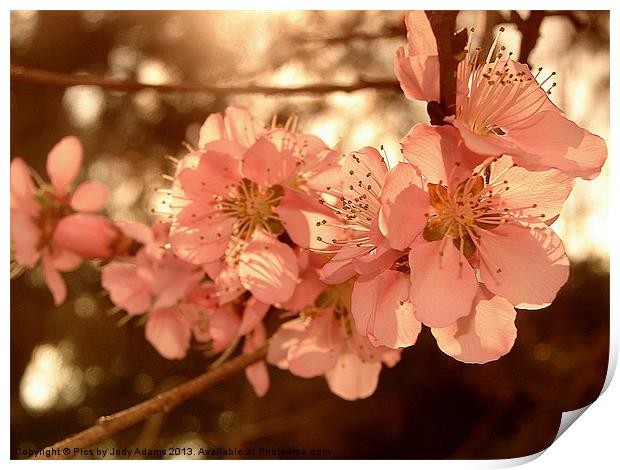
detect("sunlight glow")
[19,343,86,414]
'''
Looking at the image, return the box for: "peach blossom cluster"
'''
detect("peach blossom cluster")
[10,11,607,400]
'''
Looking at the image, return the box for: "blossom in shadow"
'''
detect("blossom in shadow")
[10,136,110,305]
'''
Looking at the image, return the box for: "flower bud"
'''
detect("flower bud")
[52,214,120,259]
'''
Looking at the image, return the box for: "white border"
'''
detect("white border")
[4,1,617,467]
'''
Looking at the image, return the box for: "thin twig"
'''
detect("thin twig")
[31,344,268,460]
[10,65,401,95]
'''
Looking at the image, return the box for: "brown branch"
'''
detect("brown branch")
[31,344,268,460]
[510,10,546,66]
[10,65,401,96]
[425,10,462,122]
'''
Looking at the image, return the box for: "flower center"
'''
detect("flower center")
[422,176,505,257]
[33,190,72,250]
[218,178,284,240]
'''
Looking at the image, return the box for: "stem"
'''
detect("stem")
[425,10,460,117]
[30,344,268,460]
[10,66,401,96]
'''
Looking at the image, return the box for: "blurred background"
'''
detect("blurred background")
[10,10,609,459]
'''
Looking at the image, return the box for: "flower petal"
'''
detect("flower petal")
[409,239,477,327]
[70,180,110,213]
[224,105,264,148]
[145,307,194,360]
[238,231,299,305]
[243,323,270,397]
[198,112,225,148]
[393,11,439,102]
[325,342,382,401]
[266,318,307,369]
[280,265,324,312]
[352,238,403,276]
[381,183,429,250]
[242,136,296,186]
[151,258,204,310]
[450,118,521,158]
[478,223,569,307]
[276,189,342,250]
[404,10,437,55]
[491,156,574,221]
[101,262,152,314]
[42,252,67,306]
[401,124,481,186]
[50,248,82,272]
[178,151,241,199]
[343,147,387,201]
[10,211,41,267]
[320,257,357,285]
[209,305,241,352]
[10,158,38,215]
[431,286,517,364]
[52,214,119,259]
[379,162,422,207]
[395,48,440,102]
[288,313,342,378]
[169,226,230,266]
[319,244,369,284]
[508,110,608,180]
[244,360,270,397]
[238,297,270,336]
[115,221,154,246]
[351,270,421,348]
[47,136,83,194]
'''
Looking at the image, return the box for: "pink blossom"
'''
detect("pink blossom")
[351,269,421,349]
[314,147,404,285]
[304,146,422,349]
[10,136,110,305]
[167,106,341,305]
[265,272,402,400]
[431,285,517,364]
[280,249,326,313]
[190,293,272,397]
[192,300,241,353]
[101,222,205,359]
[267,283,400,400]
[204,261,246,304]
[379,125,571,361]
[395,11,607,179]
[394,10,440,102]
[53,214,120,259]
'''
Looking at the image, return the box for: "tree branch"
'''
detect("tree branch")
[30,344,268,460]
[425,10,462,122]
[10,65,401,96]
[510,10,546,66]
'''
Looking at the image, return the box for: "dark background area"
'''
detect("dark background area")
[10,10,610,459]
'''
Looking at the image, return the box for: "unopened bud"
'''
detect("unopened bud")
[52,214,120,259]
